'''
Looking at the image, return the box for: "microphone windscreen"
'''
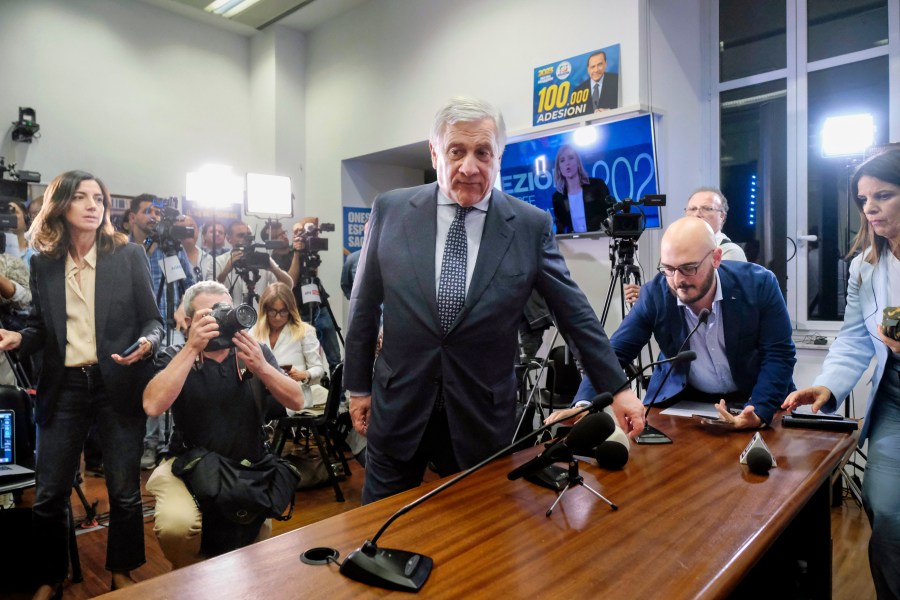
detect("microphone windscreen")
[698,308,711,324]
[590,392,614,412]
[567,412,616,455]
[676,350,697,363]
[746,447,773,475]
[594,426,630,470]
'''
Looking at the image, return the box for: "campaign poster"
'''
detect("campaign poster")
[533,44,621,126]
[343,207,370,260]
[499,113,660,237]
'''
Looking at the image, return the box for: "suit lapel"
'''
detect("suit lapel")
[718,268,743,367]
[95,250,113,345]
[44,257,68,359]
[454,190,515,330]
[403,185,440,330]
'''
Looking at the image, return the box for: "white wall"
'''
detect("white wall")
[0,0,255,196]
[304,0,646,323]
[303,0,710,330]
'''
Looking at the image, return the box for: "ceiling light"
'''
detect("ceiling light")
[205,0,263,18]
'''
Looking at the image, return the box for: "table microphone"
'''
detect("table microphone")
[507,411,616,480]
[635,308,709,445]
[746,447,773,475]
[333,392,614,592]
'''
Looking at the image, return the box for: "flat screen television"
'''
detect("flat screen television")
[499,113,661,238]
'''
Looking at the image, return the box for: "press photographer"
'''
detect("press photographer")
[143,281,303,569]
[212,221,292,308]
[287,217,342,370]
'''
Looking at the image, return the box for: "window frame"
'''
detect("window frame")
[711,0,900,331]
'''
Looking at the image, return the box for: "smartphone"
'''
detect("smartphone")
[122,339,143,356]
[790,411,844,421]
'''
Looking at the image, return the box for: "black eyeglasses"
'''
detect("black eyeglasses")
[266,308,290,318]
[657,249,714,277]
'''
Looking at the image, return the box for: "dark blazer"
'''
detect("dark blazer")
[552,178,611,234]
[574,73,620,113]
[574,261,795,424]
[20,243,163,425]
[344,183,626,468]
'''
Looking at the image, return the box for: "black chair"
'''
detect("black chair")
[271,363,349,502]
[543,345,583,410]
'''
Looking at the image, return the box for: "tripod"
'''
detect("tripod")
[154,253,189,446]
[300,275,345,355]
[545,457,618,517]
[599,237,654,397]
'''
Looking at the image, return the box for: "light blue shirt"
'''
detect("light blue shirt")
[434,190,489,296]
[680,270,738,394]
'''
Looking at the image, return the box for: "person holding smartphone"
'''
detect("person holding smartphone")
[0,170,163,597]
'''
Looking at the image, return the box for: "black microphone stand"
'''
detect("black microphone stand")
[545,456,618,517]
[329,393,614,592]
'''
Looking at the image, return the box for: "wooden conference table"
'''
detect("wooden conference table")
[109,410,857,599]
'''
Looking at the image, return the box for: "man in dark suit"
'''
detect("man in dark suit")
[344,97,644,503]
[563,217,795,430]
[574,50,619,114]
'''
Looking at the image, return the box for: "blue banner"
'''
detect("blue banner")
[343,207,370,260]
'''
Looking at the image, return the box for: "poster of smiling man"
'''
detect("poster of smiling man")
[533,44,621,126]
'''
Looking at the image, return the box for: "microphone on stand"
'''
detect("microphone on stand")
[330,392,614,592]
[635,308,710,445]
[507,411,616,480]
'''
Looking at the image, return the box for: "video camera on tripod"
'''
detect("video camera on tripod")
[292,220,335,281]
[601,194,667,240]
[144,197,194,256]
[233,234,285,272]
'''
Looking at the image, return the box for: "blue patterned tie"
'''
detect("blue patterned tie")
[438,205,473,333]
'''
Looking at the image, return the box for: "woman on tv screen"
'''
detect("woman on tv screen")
[551,144,611,234]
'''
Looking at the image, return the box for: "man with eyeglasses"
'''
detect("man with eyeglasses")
[555,217,794,430]
[624,187,746,305]
[208,221,293,308]
[684,187,747,262]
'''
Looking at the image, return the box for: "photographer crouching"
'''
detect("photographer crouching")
[143,281,303,569]
[212,221,293,308]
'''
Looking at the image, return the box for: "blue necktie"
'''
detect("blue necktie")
[438,205,473,333]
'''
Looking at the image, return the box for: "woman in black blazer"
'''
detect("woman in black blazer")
[0,171,163,598]
[551,144,611,234]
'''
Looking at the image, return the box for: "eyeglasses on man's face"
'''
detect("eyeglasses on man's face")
[684,206,723,215]
[657,249,715,277]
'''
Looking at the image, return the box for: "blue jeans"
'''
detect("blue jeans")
[33,369,145,583]
[864,359,900,599]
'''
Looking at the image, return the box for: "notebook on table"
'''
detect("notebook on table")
[0,409,34,478]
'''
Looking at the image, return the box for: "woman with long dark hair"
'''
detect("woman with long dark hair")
[783,148,900,597]
[0,170,163,598]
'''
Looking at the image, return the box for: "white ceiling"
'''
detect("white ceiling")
[139,0,370,34]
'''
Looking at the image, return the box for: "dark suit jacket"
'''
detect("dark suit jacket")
[574,261,795,424]
[344,183,626,468]
[20,243,163,425]
[575,73,620,113]
[552,178,611,234]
